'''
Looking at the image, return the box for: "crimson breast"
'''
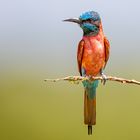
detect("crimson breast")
[82,36,105,76]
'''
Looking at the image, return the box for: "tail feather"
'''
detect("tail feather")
[84,90,96,126]
[84,88,96,135]
[88,125,92,135]
[82,80,98,135]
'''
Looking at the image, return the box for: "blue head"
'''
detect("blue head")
[64,11,101,36]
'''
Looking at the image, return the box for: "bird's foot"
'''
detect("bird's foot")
[100,70,107,85]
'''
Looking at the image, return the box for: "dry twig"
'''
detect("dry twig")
[44,76,140,85]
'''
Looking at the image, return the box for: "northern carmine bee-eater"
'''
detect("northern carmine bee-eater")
[64,11,110,135]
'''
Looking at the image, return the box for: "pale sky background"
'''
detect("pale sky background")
[0,0,140,77]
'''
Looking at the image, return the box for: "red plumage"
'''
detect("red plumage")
[77,22,110,133]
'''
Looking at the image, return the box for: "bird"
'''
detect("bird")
[64,11,110,135]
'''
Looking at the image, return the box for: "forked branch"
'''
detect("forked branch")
[44,76,140,85]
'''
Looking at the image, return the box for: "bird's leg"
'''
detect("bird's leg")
[100,69,107,85]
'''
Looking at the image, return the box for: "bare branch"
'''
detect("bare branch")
[44,76,140,85]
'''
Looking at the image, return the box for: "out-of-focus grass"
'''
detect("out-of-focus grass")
[0,72,140,140]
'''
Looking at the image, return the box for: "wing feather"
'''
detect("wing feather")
[77,40,85,75]
[104,36,110,68]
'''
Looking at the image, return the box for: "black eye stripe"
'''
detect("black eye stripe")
[82,19,92,23]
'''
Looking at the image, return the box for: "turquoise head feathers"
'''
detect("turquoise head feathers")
[79,11,101,21]
[79,11,101,36]
[63,10,101,36]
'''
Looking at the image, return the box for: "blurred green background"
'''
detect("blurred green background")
[0,0,140,140]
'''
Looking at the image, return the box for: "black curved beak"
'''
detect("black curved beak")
[63,18,81,24]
